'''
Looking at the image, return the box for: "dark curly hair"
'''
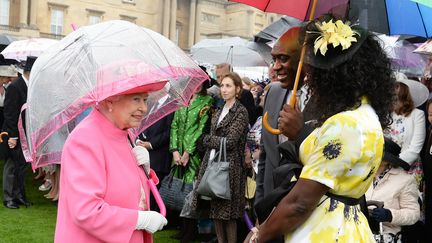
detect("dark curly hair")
[304,30,395,129]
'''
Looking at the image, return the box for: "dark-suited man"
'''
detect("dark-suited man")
[0,64,18,161]
[2,56,36,209]
[137,113,174,186]
[255,28,306,206]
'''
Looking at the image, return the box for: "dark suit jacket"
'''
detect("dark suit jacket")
[255,82,289,203]
[139,113,174,174]
[2,76,27,138]
[255,82,317,205]
[239,89,258,126]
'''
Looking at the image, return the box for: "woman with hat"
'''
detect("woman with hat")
[246,15,395,242]
[365,138,420,243]
[384,72,429,166]
[54,78,168,242]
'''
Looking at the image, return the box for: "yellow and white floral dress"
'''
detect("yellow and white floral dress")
[285,98,383,243]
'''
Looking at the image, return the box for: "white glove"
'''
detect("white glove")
[135,211,167,233]
[132,146,150,173]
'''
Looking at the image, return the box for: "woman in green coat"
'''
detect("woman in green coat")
[169,79,213,242]
[170,82,213,183]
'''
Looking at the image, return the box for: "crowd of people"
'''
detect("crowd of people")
[1,14,432,243]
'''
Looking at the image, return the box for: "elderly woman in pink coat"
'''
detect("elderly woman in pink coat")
[54,82,168,243]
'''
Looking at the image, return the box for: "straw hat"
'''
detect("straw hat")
[0,65,18,78]
[395,72,429,107]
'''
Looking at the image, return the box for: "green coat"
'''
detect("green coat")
[169,94,213,183]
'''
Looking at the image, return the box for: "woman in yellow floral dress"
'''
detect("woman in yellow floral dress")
[248,15,396,242]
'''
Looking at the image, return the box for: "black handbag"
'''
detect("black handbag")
[159,166,193,211]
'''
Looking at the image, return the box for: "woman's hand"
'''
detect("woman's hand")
[252,149,260,162]
[136,139,152,150]
[173,151,181,165]
[181,152,190,166]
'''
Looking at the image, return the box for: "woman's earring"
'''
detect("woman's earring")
[109,107,113,112]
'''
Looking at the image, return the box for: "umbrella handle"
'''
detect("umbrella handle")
[148,179,167,217]
[262,112,282,135]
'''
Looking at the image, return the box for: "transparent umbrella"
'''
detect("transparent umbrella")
[1,38,58,60]
[190,37,271,66]
[23,20,208,169]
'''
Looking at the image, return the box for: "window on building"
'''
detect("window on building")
[201,13,219,24]
[120,15,136,24]
[50,9,64,35]
[0,0,10,25]
[89,15,101,25]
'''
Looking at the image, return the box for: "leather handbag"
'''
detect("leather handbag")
[159,166,193,211]
[196,137,231,200]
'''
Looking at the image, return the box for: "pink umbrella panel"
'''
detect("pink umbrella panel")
[229,0,349,21]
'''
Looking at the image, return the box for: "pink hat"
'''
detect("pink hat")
[96,59,169,98]
[118,80,168,95]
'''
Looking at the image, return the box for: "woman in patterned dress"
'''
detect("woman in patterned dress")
[248,16,396,242]
[191,72,249,243]
[384,73,428,188]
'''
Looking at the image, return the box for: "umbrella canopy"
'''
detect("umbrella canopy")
[1,38,59,61]
[190,37,271,66]
[24,20,207,169]
[229,0,349,20]
[414,39,432,55]
[411,0,432,8]
[378,34,428,76]
[254,16,304,43]
[349,0,432,38]
[0,34,16,45]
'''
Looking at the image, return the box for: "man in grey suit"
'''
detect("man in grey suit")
[255,27,306,206]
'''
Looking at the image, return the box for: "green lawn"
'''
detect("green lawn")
[0,162,189,243]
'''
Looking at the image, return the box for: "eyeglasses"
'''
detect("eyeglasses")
[271,55,290,65]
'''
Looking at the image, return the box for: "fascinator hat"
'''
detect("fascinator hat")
[302,15,368,70]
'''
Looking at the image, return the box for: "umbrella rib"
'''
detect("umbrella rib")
[383,0,391,35]
[264,0,271,11]
[415,3,429,37]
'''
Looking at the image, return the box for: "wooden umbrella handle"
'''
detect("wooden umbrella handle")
[0,132,9,143]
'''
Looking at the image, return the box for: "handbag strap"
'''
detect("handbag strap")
[216,137,225,163]
[222,137,227,162]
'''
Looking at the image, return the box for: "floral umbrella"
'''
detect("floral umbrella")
[23,20,208,169]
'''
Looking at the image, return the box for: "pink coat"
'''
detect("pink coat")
[55,110,152,243]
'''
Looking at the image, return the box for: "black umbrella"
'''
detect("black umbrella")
[254,16,304,43]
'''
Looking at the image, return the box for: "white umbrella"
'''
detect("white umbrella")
[1,38,58,60]
[191,37,271,67]
[414,39,432,55]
